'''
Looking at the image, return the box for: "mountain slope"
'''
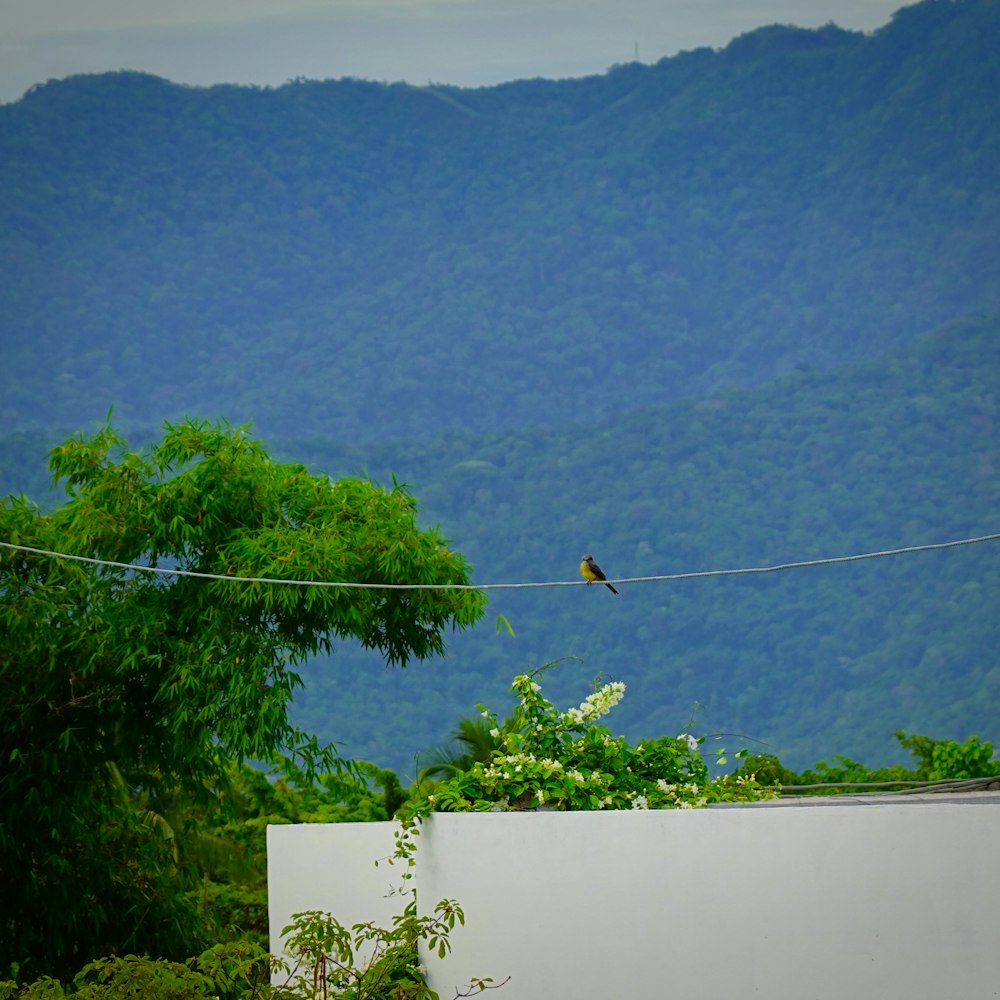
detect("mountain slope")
[283,313,1000,775]
[1,0,998,442]
[1,0,998,778]
[3,317,997,775]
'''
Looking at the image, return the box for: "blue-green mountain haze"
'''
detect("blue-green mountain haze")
[1,0,997,775]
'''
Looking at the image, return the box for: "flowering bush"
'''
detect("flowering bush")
[411,666,773,813]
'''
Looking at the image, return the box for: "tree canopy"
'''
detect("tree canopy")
[0,418,484,976]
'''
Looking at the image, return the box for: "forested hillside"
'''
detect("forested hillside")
[1,0,998,778]
[281,313,1000,774]
[7,316,996,775]
[1,0,998,443]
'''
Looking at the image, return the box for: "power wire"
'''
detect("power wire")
[779,775,1000,796]
[1,531,998,590]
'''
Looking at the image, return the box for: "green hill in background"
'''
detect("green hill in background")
[1,0,998,778]
[1,0,998,443]
[280,313,1000,776]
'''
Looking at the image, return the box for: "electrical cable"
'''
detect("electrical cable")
[1,531,998,590]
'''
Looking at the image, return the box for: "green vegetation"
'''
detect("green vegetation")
[4,315,998,783]
[732,731,1000,798]
[1,3,999,988]
[780,731,1000,790]
[0,419,483,979]
[274,889,503,999]
[1,0,998,442]
[1,0,998,780]
[3,689,995,995]
[407,664,770,813]
[0,437,995,990]
[281,314,1000,776]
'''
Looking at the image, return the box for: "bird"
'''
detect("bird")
[580,553,619,594]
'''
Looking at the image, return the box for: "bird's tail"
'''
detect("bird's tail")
[605,582,620,595]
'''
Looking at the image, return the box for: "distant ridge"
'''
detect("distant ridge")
[0,0,997,442]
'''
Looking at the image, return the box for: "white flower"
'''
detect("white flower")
[489,727,500,738]
[679,733,699,753]
[560,681,626,727]
[631,795,649,810]
[535,789,545,803]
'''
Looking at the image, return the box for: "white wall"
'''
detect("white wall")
[268,798,1000,1000]
[266,821,400,978]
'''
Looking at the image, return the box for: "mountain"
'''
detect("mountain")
[282,313,1000,775]
[1,0,998,776]
[4,313,997,775]
[1,0,998,443]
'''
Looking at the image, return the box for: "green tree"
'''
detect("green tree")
[0,418,484,979]
[895,731,1000,781]
[416,715,512,781]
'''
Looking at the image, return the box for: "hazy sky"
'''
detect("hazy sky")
[1,0,909,103]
